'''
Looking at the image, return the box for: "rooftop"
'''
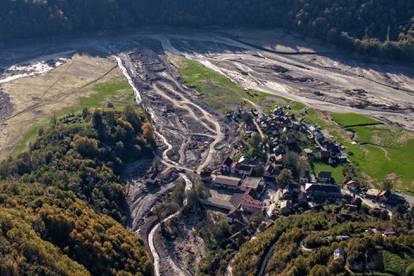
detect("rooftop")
[241,177,263,190]
[213,175,241,187]
[305,183,341,193]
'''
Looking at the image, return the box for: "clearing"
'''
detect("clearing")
[0,53,133,158]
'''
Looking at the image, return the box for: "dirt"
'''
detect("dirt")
[0,90,13,126]
[154,30,414,131]
[0,54,120,159]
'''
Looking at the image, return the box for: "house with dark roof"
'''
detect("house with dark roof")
[304,183,342,201]
[280,200,292,215]
[318,171,333,183]
[264,164,279,183]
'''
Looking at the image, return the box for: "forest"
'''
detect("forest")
[0,106,155,275]
[0,181,152,275]
[0,106,155,223]
[1,0,413,62]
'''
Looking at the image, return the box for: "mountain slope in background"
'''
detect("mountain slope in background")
[1,0,413,62]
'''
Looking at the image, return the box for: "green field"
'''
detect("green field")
[312,162,345,184]
[313,112,414,193]
[14,78,134,156]
[332,113,381,127]
[178,58,270,112]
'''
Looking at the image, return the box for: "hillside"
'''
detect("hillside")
[0,106,155,223]
[230,208,414,276]
[0,0,413,62]
[0,181,152,275]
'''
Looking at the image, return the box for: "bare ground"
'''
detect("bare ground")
[0,54,121,158]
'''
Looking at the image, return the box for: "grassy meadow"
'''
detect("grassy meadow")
[14,78,134,156]
[178,58,269,112]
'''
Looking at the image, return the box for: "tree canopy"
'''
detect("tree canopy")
[0,106,155,224]
[0,181,152,275]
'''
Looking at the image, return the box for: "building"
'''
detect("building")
[318,171,332,183]
[263,165,278,183]
[212,175,241,190]
[201,197,234,211]
[280,200,292,215]
[383,227,396,237]
[304,183,342,200]
[232,163,254,177]
[345,180,360,193]
[334,248,345,260]
[366,189,381,200]
[241,177,264,194]
[230,193,265,213]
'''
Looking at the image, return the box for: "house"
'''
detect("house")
[280,200,292,215]
[304,148,313,156]
[387,193,407,207]
[200,168,212,178]
[378,190,392,203]
[230,193,265,213]
[366,189,381,200]
[318,171,332,183]
[274,145,285,155]
[212,175,241,190]
[304,183,342,200]
[263,165,277,183]
[241,177,264,194]
[265,203,278,218]
[382,227,396,237]
[232,163,254,177]
[338,154,348,164]
[273,107,284,117]
[286,135,297,146]
[333,248,345,260]
[345,180,360,193]
[201,197,234,211]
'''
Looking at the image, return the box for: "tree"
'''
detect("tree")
[406,263,414,276]
[277,169,294,187]
[309,265,330,276]
[246,132,263,159]
[382,178,394,192]
[283,151,300,176]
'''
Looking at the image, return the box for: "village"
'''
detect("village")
[199,105,409,232]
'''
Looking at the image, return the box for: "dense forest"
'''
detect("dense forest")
[0,182,152,275]
[1,0,413,62]
[0,106,155,223]
[0,106,155,275]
